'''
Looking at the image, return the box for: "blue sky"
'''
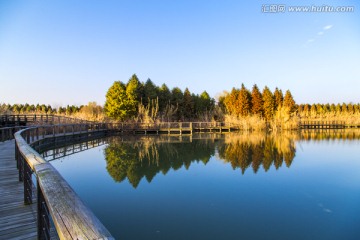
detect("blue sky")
[0,0,359,107]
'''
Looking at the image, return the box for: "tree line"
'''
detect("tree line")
[298,102,360,117]
[104,74,215,122]
[2,73,360,125]
[0,102,103,121]
[219,84,296,121]
[0,103,81,115]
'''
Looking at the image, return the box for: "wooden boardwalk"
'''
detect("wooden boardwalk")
[0,140,37,240]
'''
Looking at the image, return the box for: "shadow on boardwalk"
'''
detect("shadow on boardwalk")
[0,140,37,240]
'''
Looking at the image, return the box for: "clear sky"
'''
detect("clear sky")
[1,0,359,107]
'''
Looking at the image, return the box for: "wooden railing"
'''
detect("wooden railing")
[0,114,95,142]
[11,116,360,239]
[9,117,241,239]
[0,126,27,141]
[0,114,92,127]
[300,121,346,129]
[14,123,114,239]
[105,121,237,134]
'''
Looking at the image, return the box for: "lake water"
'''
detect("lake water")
[46,131,360,240]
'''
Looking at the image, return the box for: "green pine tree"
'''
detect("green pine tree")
[171,87,184,120]
[183,88,194,119]
[126,74,142,117]
[104,81,131,120]
[158,83,171,112]
[143,78,158,106]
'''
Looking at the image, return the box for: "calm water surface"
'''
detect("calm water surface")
[47,131,360,240]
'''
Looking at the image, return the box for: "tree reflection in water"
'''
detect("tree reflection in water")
[104,132,299,188]
[217,132,297,174]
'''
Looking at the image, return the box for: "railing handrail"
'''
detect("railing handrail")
[0,126,28,130]
[1,114,237,128]
[15,124,114,239]
[0,114,95,125]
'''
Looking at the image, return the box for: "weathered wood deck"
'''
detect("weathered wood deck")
[0,140,37,240]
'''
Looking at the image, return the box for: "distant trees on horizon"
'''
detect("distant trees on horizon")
[298,102,360,117]
[0,103,79,115]
[0,102,103,121]
[2,73,360,124]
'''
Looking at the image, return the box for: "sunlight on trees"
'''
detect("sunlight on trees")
[2,73,360,128]
[104,74,216,122]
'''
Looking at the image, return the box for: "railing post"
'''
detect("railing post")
[18,153,24,181]
[37,181,50,240]
[26,131,30,143]
[31,128,34,143]
[24,161,33,204]
[36,127,39,141]
[15,142,19,169]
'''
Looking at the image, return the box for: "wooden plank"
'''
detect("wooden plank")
[0,140,37,240]
[36,163,114,239]
[14,131,47,171]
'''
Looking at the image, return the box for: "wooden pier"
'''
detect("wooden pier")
[0,117,113,239]
[2,114,360,239]
[0,140,37,240]
[110,122,239,135]
[12,124,113,239]
[299,121,360,129]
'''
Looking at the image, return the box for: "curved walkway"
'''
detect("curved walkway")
[0,140,37,240]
